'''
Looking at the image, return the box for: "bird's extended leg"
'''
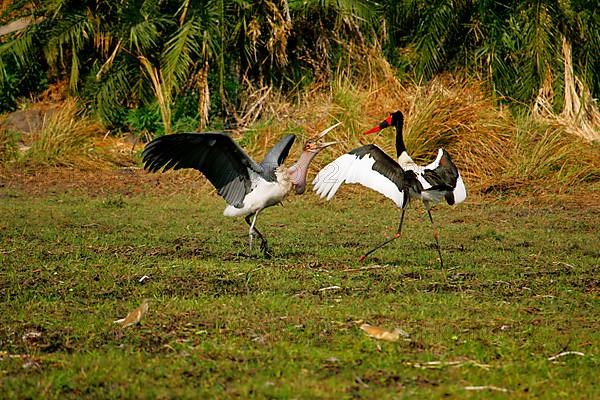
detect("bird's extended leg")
[427,209,444,271]
[245,212,270,257]
[245,214,257,254]
[360,208,406,262]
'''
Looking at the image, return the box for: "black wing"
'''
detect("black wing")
[142,133,263,208]
[259,134,296,181]
[421,149,461,205]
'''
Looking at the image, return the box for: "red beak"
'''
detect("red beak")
[364,115,393,135]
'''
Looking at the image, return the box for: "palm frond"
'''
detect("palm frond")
[94,60,133,124]
[414,0,456,78]
[0,27,37,68]
[162,17,203,91]
[128,19,160,53]
[44,11,95,89]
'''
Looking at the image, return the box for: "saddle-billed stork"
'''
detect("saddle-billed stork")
[142,123,340,256]
[313,111,466,268]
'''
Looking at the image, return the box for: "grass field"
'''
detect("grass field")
[1,175,598,399]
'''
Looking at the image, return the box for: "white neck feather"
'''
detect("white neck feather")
[398,151,417,169]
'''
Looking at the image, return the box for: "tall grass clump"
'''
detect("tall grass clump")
[357,75,600,196]
[22,99,108,168]
[398,78,515,193]
[500,118,600,193]
[329,76,367,142]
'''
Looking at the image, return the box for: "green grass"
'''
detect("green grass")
[1,187,598,399]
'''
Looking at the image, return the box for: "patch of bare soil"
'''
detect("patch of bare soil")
[0,166,214,198]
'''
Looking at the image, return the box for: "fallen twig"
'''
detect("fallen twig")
[552,261,575,270]
[548,351,585,361]
[343,264,394,272]
[318,285,341,292]
[464,385,509,392]
[410,359,491,370]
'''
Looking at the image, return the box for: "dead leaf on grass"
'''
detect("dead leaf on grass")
[360,323,409,342]
[114,299,150,328]
[22,330,42,342]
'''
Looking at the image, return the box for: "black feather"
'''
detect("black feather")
[421,149,460,205]
[259,135,296,182]
[349,144,418,205]
[141,133,264,207]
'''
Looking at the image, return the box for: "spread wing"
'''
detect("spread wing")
[142,133,264,208]
[313,144,412,208]
[259,135,296,182]
[420,149,467,205]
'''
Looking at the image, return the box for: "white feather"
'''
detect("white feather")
[453,175,467,204]
[313,153,405,208]
[223,173,291,217]
[423,149,444,170]
[403,148,467,205]
[423,149,467,205]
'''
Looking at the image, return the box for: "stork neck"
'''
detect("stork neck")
[287,150,318,194]
[395,123,406,157]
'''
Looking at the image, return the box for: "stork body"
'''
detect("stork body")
[313,111,465,267]
[222,171,292,217]
[143,124,339,256]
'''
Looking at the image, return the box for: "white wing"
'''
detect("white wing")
[313,153,406,208]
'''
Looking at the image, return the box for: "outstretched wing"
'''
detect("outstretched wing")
[259,134,296,181]
[420,149,467,205]
[142,133,264,208]
[313,144,411,208]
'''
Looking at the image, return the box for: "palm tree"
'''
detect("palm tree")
[378,0,599,110]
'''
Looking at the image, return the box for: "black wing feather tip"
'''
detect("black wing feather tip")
[141,133,263,206]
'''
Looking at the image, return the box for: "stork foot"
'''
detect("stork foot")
[260,239,271,258]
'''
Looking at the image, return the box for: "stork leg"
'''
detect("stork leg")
[427,210,444,271]
[244,212,270,257]
[360,208,406,262]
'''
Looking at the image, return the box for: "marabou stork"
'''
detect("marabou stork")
[313,111,466,268]
[142,123,340,256]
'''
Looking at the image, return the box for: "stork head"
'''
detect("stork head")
[302,121,341,153]
[364,110,404,135]
[291,122,340,194]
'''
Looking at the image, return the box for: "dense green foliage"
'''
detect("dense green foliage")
[382,1,599,103]
[0,1,598,130]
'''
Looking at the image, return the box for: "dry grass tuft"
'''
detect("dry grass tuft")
[4,99,130,169]
[0,127,19,163]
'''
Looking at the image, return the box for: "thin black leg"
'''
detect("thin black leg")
[360,208,406,262]
[427,210,444,271]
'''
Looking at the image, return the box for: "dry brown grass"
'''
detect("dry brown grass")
[1,99,132,170]
[235,49,599,197]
